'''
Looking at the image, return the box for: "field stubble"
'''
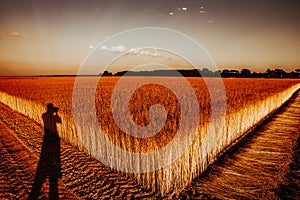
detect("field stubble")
[0,77,299,195]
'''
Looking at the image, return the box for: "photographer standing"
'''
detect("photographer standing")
[29,103,62,200]
[42,103,61,134]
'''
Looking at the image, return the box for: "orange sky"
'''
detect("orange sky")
[1,0,300,75]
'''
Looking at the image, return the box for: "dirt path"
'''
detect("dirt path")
[0,103,156,199]
[0,121,77,199]
[169,91,300,199]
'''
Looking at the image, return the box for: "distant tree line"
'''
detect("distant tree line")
[220,68,300,78]
[101,68,300,78]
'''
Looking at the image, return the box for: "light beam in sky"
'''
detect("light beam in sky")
[0,0,299,75]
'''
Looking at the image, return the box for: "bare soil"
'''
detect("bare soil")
[0,91,299,199]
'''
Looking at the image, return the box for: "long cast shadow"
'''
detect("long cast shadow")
[29,103,62,200]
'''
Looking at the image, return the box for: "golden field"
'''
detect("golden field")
[0,77,299,195]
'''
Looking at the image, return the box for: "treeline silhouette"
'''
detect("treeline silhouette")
[102,68,300,78]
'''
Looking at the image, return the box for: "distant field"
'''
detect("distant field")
[0,77,299,114]
[0,77,299,195]
[0,77,299,151]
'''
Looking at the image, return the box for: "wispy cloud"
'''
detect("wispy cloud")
[177,6,188,11]
[99,44,126,53]
[1,32,24,40]
[98,45,177,61]
[128,48,163,58]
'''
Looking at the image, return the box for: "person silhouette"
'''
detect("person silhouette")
[29,103,62,200]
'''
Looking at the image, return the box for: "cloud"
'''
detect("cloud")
[128,48,179,61]
[1,32,23,40]
[98,45,178,61]
[100,44,126,53]
[181,7,188,11]
[177,6,188,11]
[129,48,164,58]
[112,45,126,52]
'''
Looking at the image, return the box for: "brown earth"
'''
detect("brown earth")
[0,102,157,199]
[0,90,300,199]
[169,90,300,199]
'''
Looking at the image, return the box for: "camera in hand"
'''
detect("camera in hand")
[53,107,59,112]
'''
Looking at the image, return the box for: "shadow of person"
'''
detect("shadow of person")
[29,103,62,200]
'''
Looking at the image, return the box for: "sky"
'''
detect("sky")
[0,0,300,76]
